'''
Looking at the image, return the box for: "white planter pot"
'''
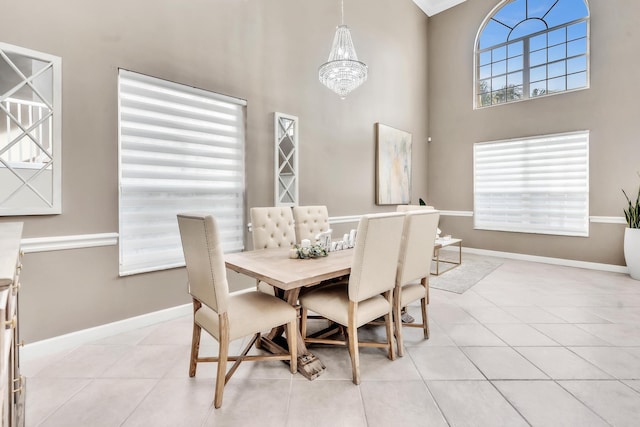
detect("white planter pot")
[624,228,640,280]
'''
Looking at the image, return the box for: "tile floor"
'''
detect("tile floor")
[22,255,640,426]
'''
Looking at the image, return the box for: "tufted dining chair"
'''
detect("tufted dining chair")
[299,212,405,384]
[177,212,297,408]
[292,205,330,243]
[250,207,297,295]
[250,206,297,249]
[394,209,440,356]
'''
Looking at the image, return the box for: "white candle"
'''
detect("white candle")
[349,230,356,247]
[301,239,311,248]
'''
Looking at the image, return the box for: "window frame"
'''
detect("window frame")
[474,0,590,109]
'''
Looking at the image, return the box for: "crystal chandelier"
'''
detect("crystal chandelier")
[318,0,368,99]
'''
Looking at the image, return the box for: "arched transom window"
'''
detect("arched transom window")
[475,0,589,108]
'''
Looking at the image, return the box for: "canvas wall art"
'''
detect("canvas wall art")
[375,123,412,205]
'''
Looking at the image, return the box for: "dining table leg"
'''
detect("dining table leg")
[257,287,326,380]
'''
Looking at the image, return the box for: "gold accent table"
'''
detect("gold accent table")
[432,237,462,276]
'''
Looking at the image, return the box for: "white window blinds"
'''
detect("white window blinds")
[118,70,246,276]
[474,131,589,237]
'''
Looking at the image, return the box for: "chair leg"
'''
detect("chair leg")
[384,291,396,361]
[286,320,298,374]
[385,312,396,361]
[347,301,360,385]
[189,322,202,377]
[190,299,202,377]
[421,277,430,339]
[425,277,430,304]
[393,287,404,357]
[214,316,230,409]
[421,297,429,339]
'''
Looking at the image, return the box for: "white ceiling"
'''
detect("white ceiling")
[412,0,468,16]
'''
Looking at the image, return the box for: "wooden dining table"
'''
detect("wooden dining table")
[225,247,353,380]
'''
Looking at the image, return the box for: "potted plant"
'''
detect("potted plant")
[623,173,640,280]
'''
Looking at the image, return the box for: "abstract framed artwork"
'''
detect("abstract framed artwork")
[375,123,412,205]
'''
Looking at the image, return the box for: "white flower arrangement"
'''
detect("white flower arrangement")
[293,243,328,259]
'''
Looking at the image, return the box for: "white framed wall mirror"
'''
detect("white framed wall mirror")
[0,42,62,215]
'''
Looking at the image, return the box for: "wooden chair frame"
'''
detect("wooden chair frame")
[299,291,396,385]
[189,299,297,408]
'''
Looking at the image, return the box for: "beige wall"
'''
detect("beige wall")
[0,0,429,342]
[427,0,640,265]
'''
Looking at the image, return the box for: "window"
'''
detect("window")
[118,70,246,276]
[475,0,589,108]
[474,131,589,237]
[0,42,62,215]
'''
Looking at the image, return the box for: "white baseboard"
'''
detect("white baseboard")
[21,304,191,362]
[453,246,629,274]
[21,287,254,362]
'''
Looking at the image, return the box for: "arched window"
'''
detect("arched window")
[475,0,589,108]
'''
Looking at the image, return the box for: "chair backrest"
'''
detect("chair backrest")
[396,210,441,287]
[396,204,436,212]
[177,213,229,314]
[348,212,405,303]
[292,205,330,243]
[250,207,296,249]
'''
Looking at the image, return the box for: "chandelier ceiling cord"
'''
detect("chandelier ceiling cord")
[318,0,368,99]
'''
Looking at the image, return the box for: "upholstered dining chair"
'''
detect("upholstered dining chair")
[394,204,440,318]
[292,205,330,243]
[299,212,405,385]
[250,206,297,249]
[394,209,440,356]
[396,204,438,239]
[177,212,297,408]
[291,204,331,274]
[250,207,297,295]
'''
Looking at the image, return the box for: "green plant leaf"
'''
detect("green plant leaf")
[622,176,640,228]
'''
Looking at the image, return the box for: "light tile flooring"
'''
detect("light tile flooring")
[23,255,640,426]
